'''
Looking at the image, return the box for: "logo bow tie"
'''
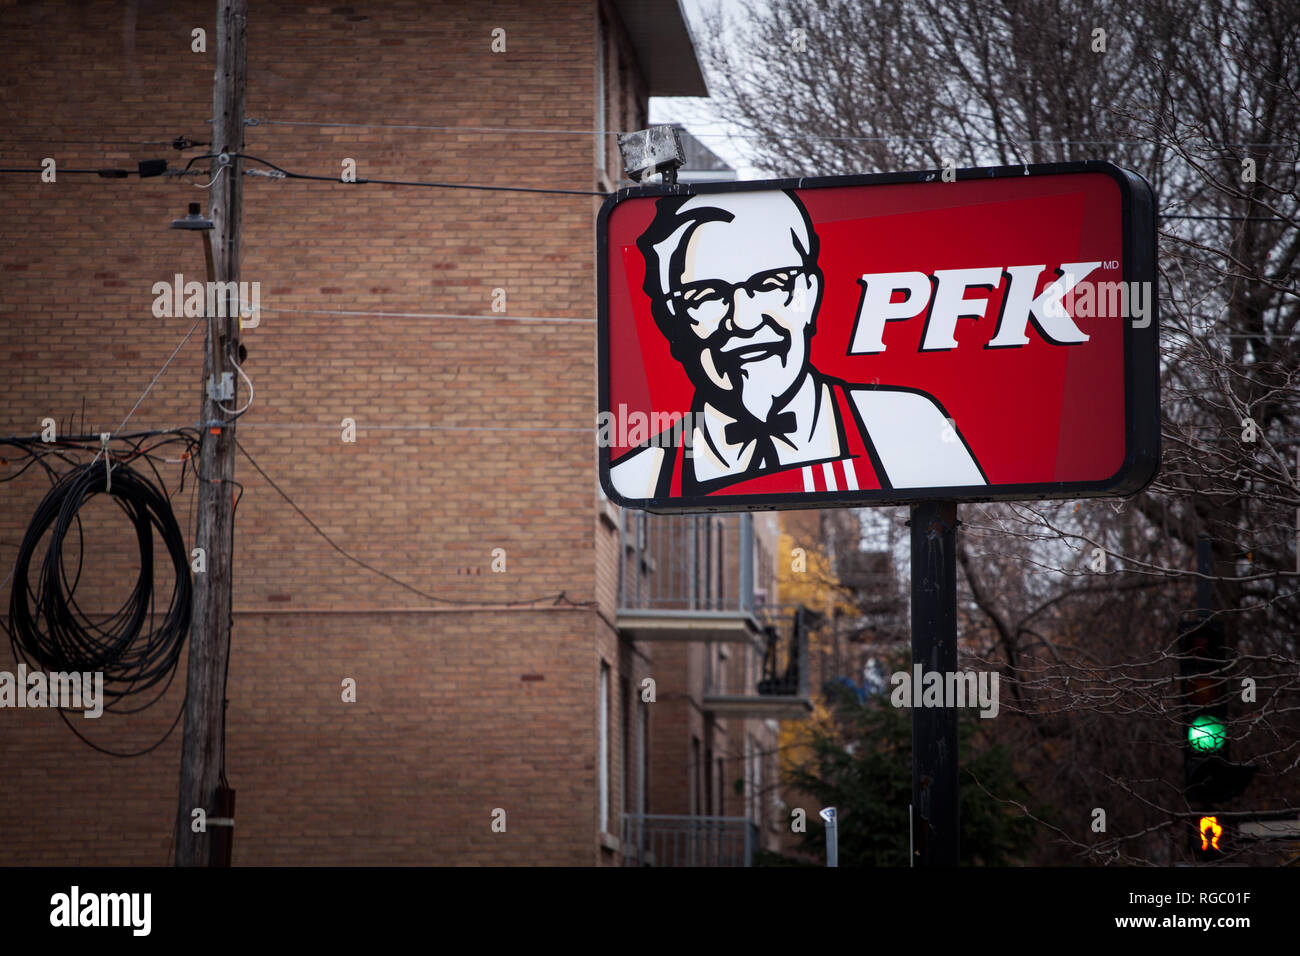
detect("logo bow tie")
[725,411,798,446]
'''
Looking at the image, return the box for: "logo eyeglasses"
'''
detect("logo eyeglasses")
[668,267,807,325]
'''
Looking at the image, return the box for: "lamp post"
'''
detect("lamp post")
[820,806,838,867]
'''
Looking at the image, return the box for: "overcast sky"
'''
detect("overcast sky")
[647,0,766,180]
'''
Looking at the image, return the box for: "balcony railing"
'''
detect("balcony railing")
[621,814,759,867]
[617,511,760,642]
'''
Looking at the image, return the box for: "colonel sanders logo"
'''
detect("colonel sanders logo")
[609,189,988,500]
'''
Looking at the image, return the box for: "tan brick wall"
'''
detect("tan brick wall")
[0,0,636,865]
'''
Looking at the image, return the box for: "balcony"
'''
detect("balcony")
[703,606,814,720]
[837,549,906,617]
[617,510,761,643]
[621,813,760,866]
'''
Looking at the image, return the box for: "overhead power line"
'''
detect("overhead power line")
[0,165,168,178]
[4,152,1288,221]
[234,437,594,609]
[238,153,607,196]
[256,306,594,324]
[0,134,208,149]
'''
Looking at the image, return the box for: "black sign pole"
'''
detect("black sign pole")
[909,500,960,866]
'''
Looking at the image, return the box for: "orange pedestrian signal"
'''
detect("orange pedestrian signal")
[1199,815,1222,851]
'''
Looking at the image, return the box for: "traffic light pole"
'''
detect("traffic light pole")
[1183,534,1256,860]
[909,500,960,866]
[1186,535,1218,860]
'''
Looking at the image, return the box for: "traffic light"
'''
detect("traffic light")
[1188,714,1227,753]
[1194,815,1224,861]
[1179,612,1255,858]
[1199,816,1222,851]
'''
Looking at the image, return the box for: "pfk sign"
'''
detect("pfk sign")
[598,162,1159,512]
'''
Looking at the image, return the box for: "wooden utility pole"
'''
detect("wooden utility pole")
[175,0,246,867]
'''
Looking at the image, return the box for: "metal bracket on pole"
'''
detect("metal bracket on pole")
[100,433,112,491]
[207,372,234,402]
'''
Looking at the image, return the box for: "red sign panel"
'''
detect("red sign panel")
[598,162,1158,512]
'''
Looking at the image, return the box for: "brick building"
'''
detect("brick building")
[0,0,806,865]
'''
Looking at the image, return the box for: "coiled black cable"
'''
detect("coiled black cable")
[8,458,192,713]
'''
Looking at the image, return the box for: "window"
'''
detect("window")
[599,662,610,832]
[718,521,727,607]
[716,757,725,816]
[618,42,629,142]
[596,13,607,174]
[690,736,700,816]
[637,697,648,816]
[621,678,630,818]
[743,735,752,820]
[705,745,714,814]
[746,734,763,825]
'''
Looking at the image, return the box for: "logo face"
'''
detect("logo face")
[598,162,1159,513]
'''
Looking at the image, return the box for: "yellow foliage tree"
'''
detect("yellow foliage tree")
[774,531,857,778]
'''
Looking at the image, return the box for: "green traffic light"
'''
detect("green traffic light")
[1188,715,1226,752]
